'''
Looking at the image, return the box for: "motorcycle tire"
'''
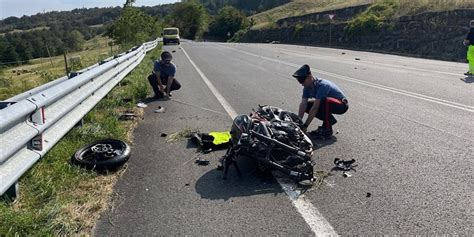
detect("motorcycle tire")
[71,138,131,171]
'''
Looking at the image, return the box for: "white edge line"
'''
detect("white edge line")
[180,45,339,236]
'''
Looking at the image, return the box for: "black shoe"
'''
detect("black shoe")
[154,91,164,99]
[309,126,324,136]
[310,127,333,140]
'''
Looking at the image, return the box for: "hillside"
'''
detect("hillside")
[250,0,474,29]
[197,0,290,15]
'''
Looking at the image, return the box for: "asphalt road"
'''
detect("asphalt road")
[94,40,473,236]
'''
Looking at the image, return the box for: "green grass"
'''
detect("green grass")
[345,1,398,37]
[250,0,474,30]
[0,36,121,100]
[0,44,161,236]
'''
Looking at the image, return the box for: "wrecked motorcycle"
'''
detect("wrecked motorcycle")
[221,105,315,184]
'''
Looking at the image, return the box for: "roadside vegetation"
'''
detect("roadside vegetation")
[208,6,250,41]
[0,41,161,236]
[250,0,474,29]
[1,2,163,235]
[0,36,120,100]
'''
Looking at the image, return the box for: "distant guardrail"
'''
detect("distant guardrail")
[0,39,158,197]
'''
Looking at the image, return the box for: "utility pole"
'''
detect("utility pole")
[45,44,54,67]
[328,14,335,47]
[63,52,69,76]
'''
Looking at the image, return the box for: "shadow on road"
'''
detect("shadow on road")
[310,136,337,149]
[195,156,283,201]
[460,76,474,83]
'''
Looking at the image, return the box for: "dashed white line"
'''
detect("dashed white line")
[181,45,339,236]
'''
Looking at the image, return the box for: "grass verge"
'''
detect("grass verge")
[0,43,161,236]
[0,36,120,100]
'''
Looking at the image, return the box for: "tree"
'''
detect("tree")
[170,1,209,40]
[208,6,249,41]
[2,45,19,65]
[66,30,85,51]
[108,7,160,48]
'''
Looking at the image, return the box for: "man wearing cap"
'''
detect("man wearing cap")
[148,51,181,99]
[293,64,348,139]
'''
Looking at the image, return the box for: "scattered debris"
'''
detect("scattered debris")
[342,171,352,178]
[195,156,209,166]
[333,158,357,172]
[185,183,190,186]
[312,170,331,188]
[366,192,372,198]
[355,58,361,60]
[354,67,358,69]
[137,102,147,108]
[160,133,167,137]
[118,112,136,121]
[172,50,176,53]
[154,106,165,113]
[341,52,346,55]
[370,138,376,141]
[166,128,200,143]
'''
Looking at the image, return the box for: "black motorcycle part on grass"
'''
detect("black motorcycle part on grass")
[71,138,131,170]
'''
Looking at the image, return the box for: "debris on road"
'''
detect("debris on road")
[160,133,167,137]
[166,128,200,143]
[190,131,231,153]
[342,52,346,55]
[195,156,209,166]
[118,112,136,121]
[333,158,357,172]
[342,171,352,178]
[154,106,165,113]
[366,192,372,198]
[137,102,147,108]
[355,58,361,60]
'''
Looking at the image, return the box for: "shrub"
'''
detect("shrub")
[345,1,398,37]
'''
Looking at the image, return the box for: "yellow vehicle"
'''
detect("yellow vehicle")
[162,27,180,45]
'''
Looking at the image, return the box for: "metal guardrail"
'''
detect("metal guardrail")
[0,39,158,196]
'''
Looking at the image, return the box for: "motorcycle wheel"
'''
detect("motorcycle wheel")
[71,139,131,170]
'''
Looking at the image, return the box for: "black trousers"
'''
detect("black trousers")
[305,97,348,129]
[147,74,181,97]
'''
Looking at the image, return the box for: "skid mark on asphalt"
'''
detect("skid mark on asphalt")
[181,45,339,236]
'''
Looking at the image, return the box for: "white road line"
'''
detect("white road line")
[220,45,474,113]
[181,45,339,236]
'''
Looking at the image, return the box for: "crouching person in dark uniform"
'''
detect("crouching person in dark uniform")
[293,64,348,139]
[148,51,181,99]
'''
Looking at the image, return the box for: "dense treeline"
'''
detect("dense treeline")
[0,4,175,66]
[195,0,290,15]
[0,22,106,66]
[0,0,285,66]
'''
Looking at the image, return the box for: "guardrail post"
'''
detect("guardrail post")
[1,182,19,201]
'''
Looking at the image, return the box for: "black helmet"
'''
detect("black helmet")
[292,64,311,79]
[161,51,172,61]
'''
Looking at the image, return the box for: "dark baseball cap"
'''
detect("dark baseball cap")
[161,51,172,61]
[292,64,311,79]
